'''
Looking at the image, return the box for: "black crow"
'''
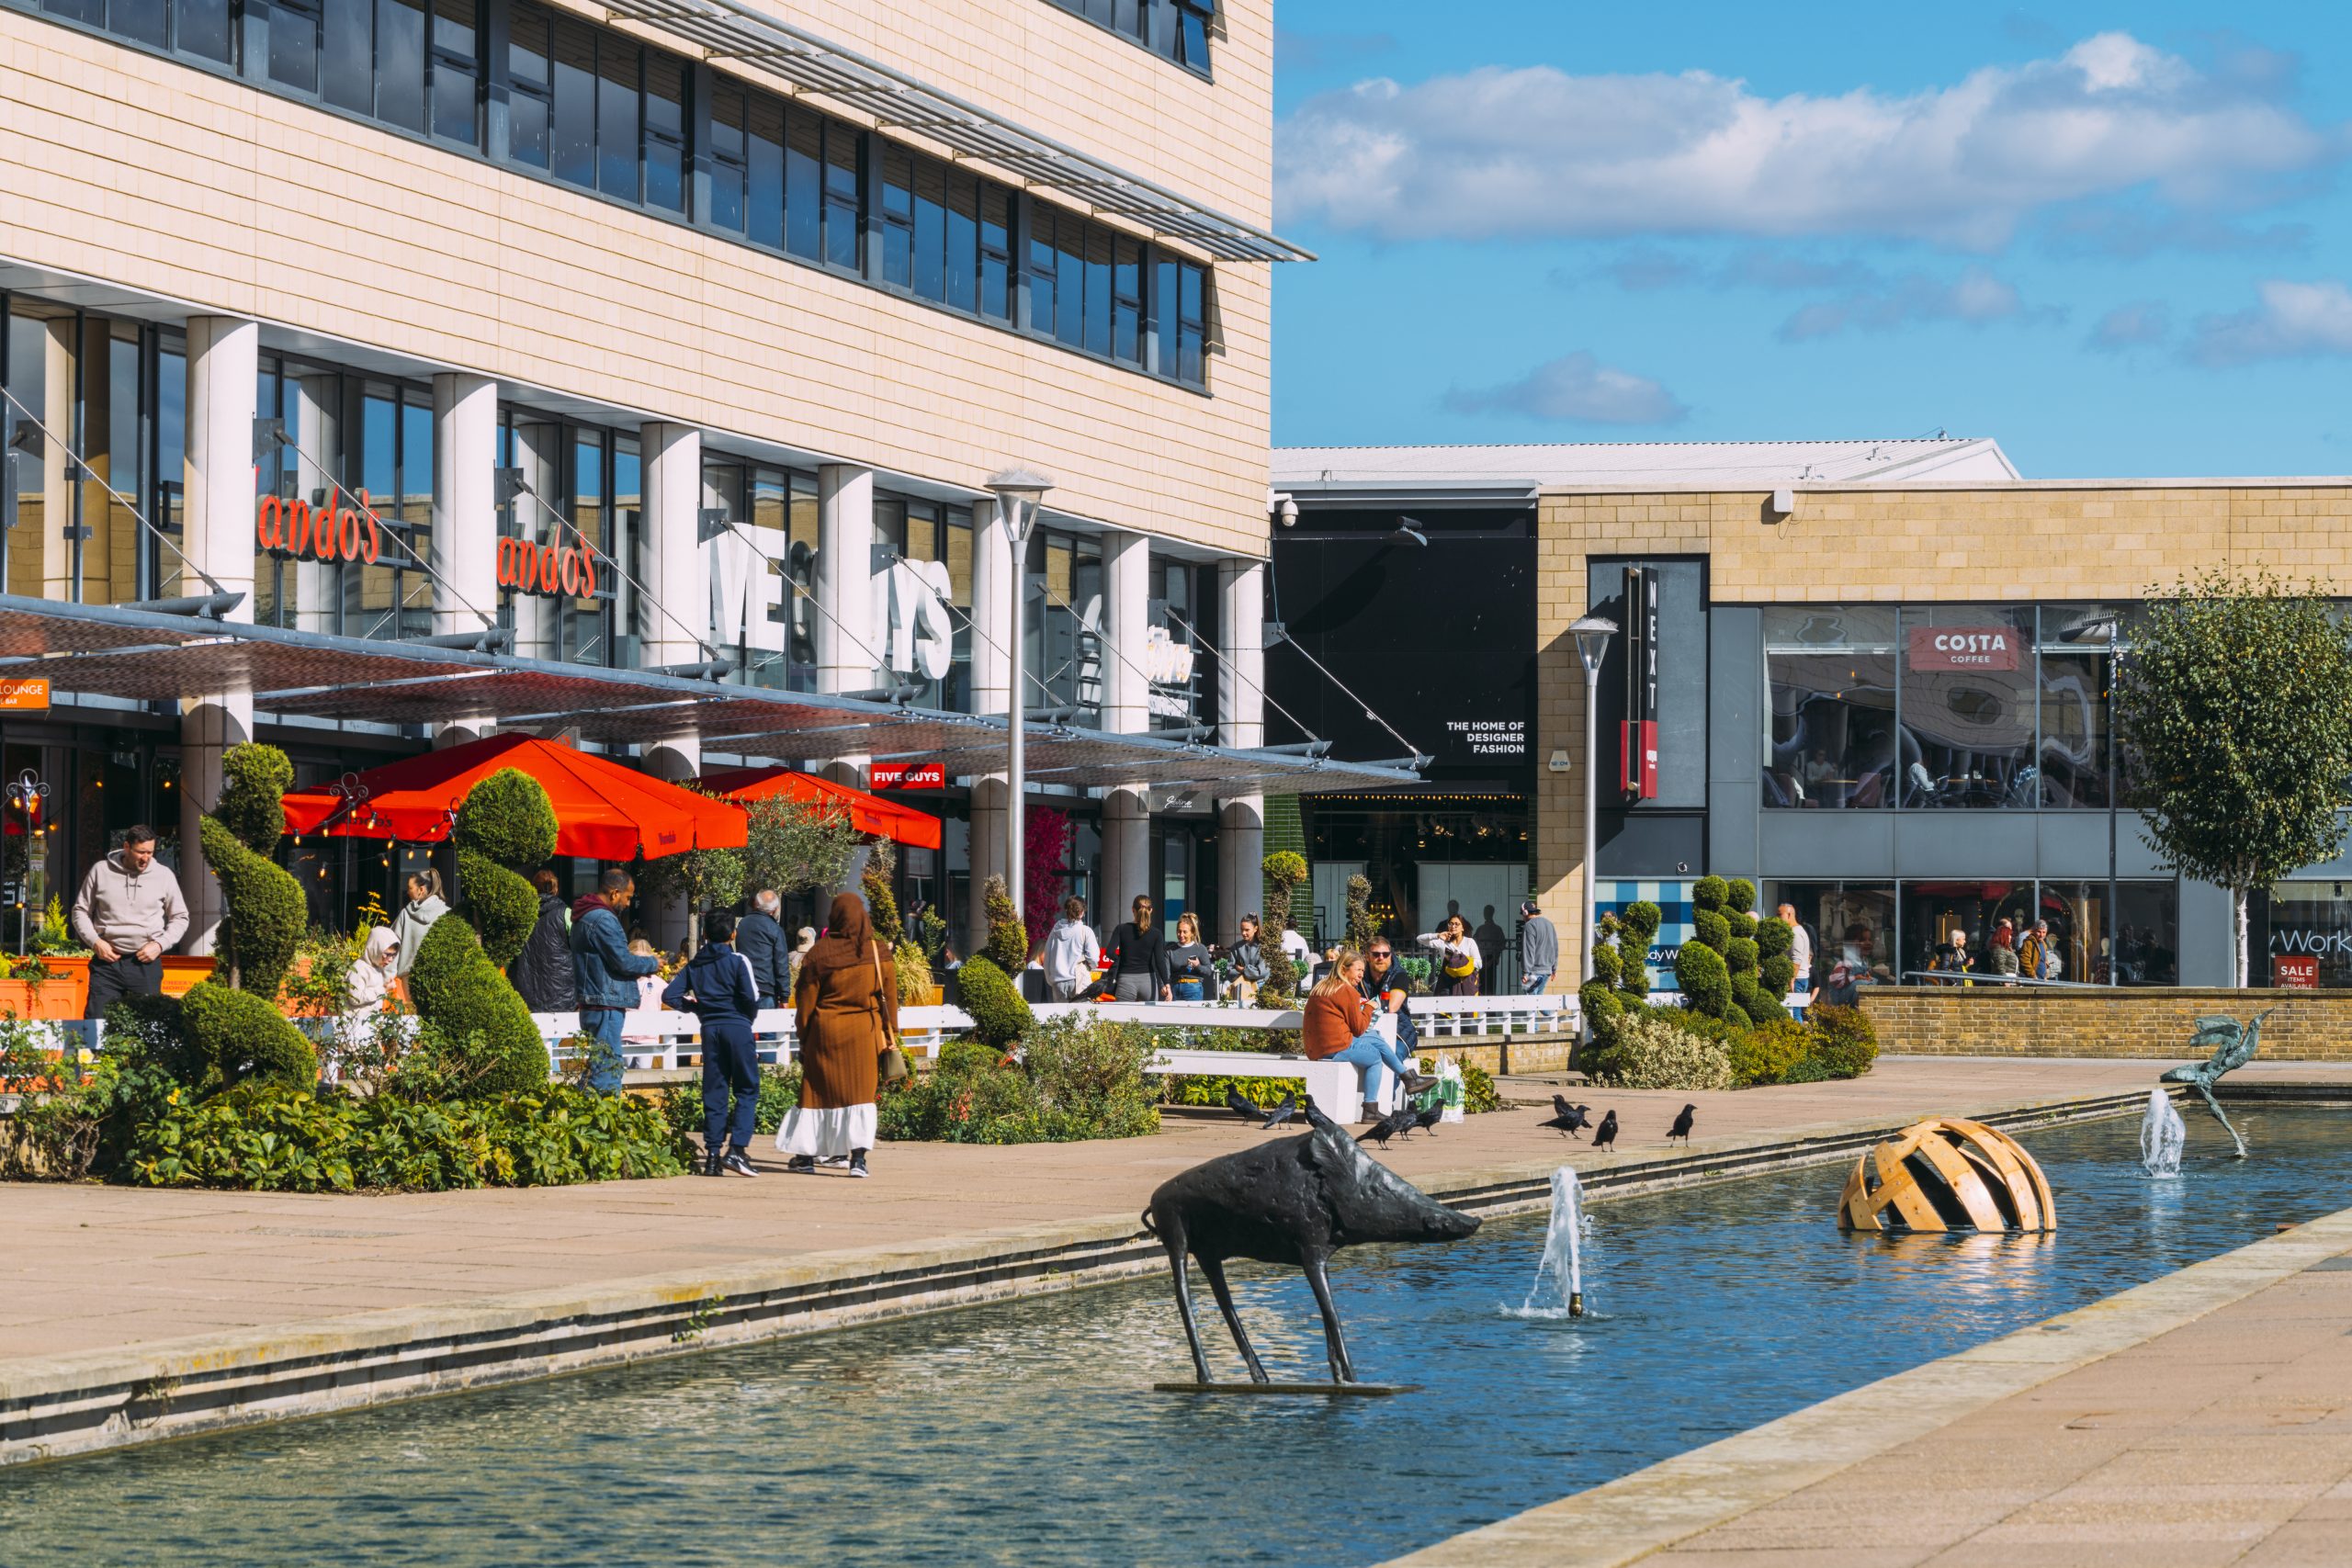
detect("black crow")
[1409,1101,1443,1137]
[1224,1085,1261,1123]
[1593,1109,1619,1152]
[1667,1103,1696,1145]
[1539,1097,1590,1139]
[1259,1091,1299,1131]
[1357,1104,1412,1149]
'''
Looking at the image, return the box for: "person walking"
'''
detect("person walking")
[571,867,659,1094]
[1517,898,1558,995]
[1165,912,1215,1001]
[1103,894,1169,1002]
[1777,903,1813,995]
[734,888,790,1010]
[778,891,895,1178]
[509,869,576,1013]
[1043,896,1102,1001]
[1304,950,1438,1111]
[1988,919,2021,982]
[664,909,763,1179]
[2017,920,2049,984]
[1417,913,1482,998]
[1229,914,1271,1004]
[72,824,188,1021]
[389,869,447,978]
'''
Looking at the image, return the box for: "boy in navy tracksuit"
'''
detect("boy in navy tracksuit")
[664,910,763,1178]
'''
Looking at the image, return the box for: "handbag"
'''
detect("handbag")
[872,942,910,1084]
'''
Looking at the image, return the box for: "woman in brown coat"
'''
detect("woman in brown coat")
[776,891,897,1178]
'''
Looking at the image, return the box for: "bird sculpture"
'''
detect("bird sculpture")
[1357,1103,1414,1149]
[1667,1103,1696,1145]
[1592,1109,1619,1152]
[1539,1097,1590,1139]
[1259,1091,1300,1131]
[1224,1085,1262,1124]
[2159,1010,2270,1158]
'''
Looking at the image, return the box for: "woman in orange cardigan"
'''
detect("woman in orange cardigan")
[1302,950,1438,1099]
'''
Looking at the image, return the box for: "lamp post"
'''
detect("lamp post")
[1571,615,1618,987]
[986,467,1054,931]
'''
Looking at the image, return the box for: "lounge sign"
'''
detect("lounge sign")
[256,491,383,566]
[497,536,602,599]
[1906,626,2019,672]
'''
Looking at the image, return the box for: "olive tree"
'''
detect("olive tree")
[2111,569,2352,986]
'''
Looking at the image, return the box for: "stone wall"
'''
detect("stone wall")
[1855,987,2352,1061]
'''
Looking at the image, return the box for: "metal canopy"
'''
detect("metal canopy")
[595,0,1312,264]
[0,597,1419,795]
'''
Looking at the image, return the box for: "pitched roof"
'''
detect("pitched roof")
[1272,437,2019,496]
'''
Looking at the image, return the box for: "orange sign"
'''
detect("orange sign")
[257,490,383,567]
[497,536,601,600]
[0,679,50,712]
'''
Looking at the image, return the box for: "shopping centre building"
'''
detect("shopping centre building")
[1271,438,2352,994]
[0,0,1408,953]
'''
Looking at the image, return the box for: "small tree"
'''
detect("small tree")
[2114,569,2352,985]
[862,839,903,945]
[740,794,862,901]
[982,874,1027,970]
[1261,851,1307,1002]
[1343,874,1375,953]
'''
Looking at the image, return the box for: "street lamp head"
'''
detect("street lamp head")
[986,466,1056,547]
[1571,615,1618,677]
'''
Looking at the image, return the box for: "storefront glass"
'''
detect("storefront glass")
[1766,881,1898,990]
[2257,882,2352,988]
[1762,606,1897,809]
[1768,877,2177,987]
[1305,795,1531,987]
[497,412,626,668]
[1898,604,2036,808]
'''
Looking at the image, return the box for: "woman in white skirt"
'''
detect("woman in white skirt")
[777,891,896,1178]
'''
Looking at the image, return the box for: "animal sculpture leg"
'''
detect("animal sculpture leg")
[2195,1081,2249,1159]
[1302,1251,1356,1385]
[1159,1223,1213,1383]
[1197,1256,1269,1383]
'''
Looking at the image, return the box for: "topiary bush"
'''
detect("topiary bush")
[1690,906,1731,955]
[408,916,548,1098]
[982,874,1027,971]
[1674,937,1731,1017]
[957,953,1032,1049]
[1725,878,1758,917]
[1578,978,1623,1046]
[1591,1011,1733,1090]
[1726,936,1759,976]
[214,742,293,852]
[1756,918,1797,998]
[180,980,318,1091]
[1344,874,1375,953]
[458,849,537,967]
[1615,901,1659,1005]
[198,742,305,999]
[865,840,903,946]
[1261,851,1308,1003]
[1589,941,1622,987]
[449,767,557,969]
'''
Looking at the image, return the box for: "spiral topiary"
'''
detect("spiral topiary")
[1674,938,1731,1017]
[179,980,317,1090]
[1726,936,1759,976]
[1691,907,1731,955]
[1616,900,1660,1005]
[1726,908,1758,942]
[199,742,304,1000]
[957,953,1031,1049]
[1725,878,1758,918]
[1589,941,1622,987]
[408,917,548,1097]
[982,874,1027,972]
[1261,851,1308,1003]
[407,769,560,1097]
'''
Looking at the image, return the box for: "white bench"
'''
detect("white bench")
[1410,994,1577,1037]
[531,1005,962,1075]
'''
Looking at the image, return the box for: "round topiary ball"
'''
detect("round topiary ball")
[1759,954,1797,996]
[1726,936,1759,975]
[1675,940,1731,1016]
[957,954,1033,1049]
[1725,877,1758,915]
[453,768,559,869]
[1691,875,1730,912]
[1727,909,1758,942]
[1755,919,1792,958]
[1692,908,1731,954]
[1620,900,1662,943]
[1590,942,1623,986]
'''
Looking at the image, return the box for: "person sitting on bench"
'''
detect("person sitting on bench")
[1303,949,1438,1102]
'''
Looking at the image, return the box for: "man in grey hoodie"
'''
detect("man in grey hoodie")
[73,824,189,1020]
[1517,898,1559,996]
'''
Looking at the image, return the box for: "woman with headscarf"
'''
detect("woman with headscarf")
[338,925,399,1075]
[777,892,896,1178]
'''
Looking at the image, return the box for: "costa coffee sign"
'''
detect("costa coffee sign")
[497,536,602,600]
[870,761,945,791]
[1907,626,2019,672]
[256,491,383,566]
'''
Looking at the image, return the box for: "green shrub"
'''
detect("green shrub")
[864,847,904,945]
[407,917,548,1097]
[1725,877,1757,916]
[198,816,304,999]
[1728,1017,1809,1086]
[1726,936,1758,975]
[1591,1011,1733,1090]
[1758,954,1797,997]
[1727,909,1758,942]
[1755,919,1792,958]
[458,849,538,970]
[1691,907,1730,953]
[1806,1003,1879,1078]
[1674,939,1731,1016]
[981,875,1027,971]
[1690,875,1729,912]
[876,1018,1157,1145]
[450,767,559,869]
[1616,901,1659,998]
[1579,979,1623,1042]
[1743,986,1790,1024]
[1023,1014,1159,1139]
[181,981,317,1091]
[213,741,292,853]
[956,954,1032,1049]
[894,940,934,1005]
[1344,874,1375,953]
[1589,941,1622,986]
[1261,851,1309,1003]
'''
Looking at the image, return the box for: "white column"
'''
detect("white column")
[814,463,875,792]
[1098,529,1150,928]
[178,317,259,956]
[1216,558,1267,944]
[430,372,498,747]
[639,421,706,778]
[965,501,1010,954]
[39,319,74,604]
[289,374,341,635]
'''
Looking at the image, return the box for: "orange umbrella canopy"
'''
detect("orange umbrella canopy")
[700,767,943,851]
[281,735,747,862]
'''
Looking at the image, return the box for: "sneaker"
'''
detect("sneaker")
[704,1145,724,1178]
[722,1151,758,1179]
[818,1155,849,1168]
[784,1155,817,1174]
[847,1151,869,1179]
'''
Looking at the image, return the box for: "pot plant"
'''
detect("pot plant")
[0,896,94,1018]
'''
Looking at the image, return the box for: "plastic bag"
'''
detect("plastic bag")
[1435,1054,1466,1122]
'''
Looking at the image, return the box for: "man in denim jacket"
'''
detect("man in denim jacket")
[571,866,659,1093]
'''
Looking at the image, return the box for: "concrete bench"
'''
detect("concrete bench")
[1411,994,1577,1037]
[1146,1047,1397,1123]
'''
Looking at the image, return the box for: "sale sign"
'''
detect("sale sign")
[870,761,945,791]
[2274,954,2320,989]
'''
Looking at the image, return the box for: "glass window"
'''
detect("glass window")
[1113,236,1143,364]
[112,0,167,48]
[596,41,640,201]
[1054,217,1085,347]
[430,0,480,144]
[1763,606,1897,809]
[175,0,232,62]
[784,107,821,261]
[944,168,978,313]
[2038,604,2120,808]
[979,186,1012,322]
[1083,226,1113,356]
[1026,208,1057,338]
[642,51,684,214]
[377,0,428,135]
[879,146,914,288]
[1177,260,1204,385]
[707,81,747,234]
[912,157,946,303]
[1900,880,2034,982]
[548,12,595,187]
[1153,253,1177,375]
[322,0,373,114]
[2117,882,2177,986]
[1901,604,2035,808]
[822,122,861,271]
[746,92,785,251]
[506,1,552,168]
[270,0,322,93]
[1175,0,1210,72]
[1764,882,1896,993]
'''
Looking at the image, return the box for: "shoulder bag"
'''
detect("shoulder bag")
[872,941,910,1084]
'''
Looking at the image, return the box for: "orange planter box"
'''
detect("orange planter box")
[161,956,217,998]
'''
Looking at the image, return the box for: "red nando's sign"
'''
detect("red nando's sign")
[256,491,383,566]
[496,536,601,599]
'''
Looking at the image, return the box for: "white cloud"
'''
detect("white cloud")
[1276,33,2344,249]
[1777,266,2044,340]
[1442,353,1688,425]
[2087,299,2170,351]
[2188,280,2352,365]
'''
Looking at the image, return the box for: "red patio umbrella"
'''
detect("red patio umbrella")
[700,766,942,851]
[281,734,747,863]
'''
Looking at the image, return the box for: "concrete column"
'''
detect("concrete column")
[966,501,1011,954]
[430,373,498,748]
[1216,558,1266,942]
[289,374,341,635]
[506,420,560,660]
[39,318,73,604]
[178,317,259,956]
[1098,529,1150,927]
[815,463,875,791]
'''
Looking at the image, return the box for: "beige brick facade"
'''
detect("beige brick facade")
[1534,480,2352,984]
[0,0,1276,556]
[1855,986,2352,1061]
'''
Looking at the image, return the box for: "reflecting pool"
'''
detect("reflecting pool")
[6,1107,2347,1566]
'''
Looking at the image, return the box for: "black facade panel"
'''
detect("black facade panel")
[1585,557,1706,808]
[1597,808,1705,878]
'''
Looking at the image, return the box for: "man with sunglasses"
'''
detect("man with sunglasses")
[1358,940,1419,1061]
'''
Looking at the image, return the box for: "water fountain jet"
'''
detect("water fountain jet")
[2142,1087,2186,1179]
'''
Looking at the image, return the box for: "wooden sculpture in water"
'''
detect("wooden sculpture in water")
[1838,1116,2055,1233]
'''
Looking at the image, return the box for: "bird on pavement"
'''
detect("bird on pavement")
[1259,1091,1299,1130]
[1539,1097,1590,1139]
[1593,1109,1619,1152]
[1224,1085,1262,1123]
[1409,1100,1443,1137]
[1357,1104,1414,1149]
[1668,1103,1696,1145]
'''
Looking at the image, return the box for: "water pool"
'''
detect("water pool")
[6,1105,2348,1567]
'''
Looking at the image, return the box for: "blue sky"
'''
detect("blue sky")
[1268,1,2352,476]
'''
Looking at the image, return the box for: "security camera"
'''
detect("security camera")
[1275,493,1299,528]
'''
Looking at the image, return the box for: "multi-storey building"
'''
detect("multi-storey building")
[0,0,1398,950]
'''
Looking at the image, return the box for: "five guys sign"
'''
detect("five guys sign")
[1620,564,1659,800]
